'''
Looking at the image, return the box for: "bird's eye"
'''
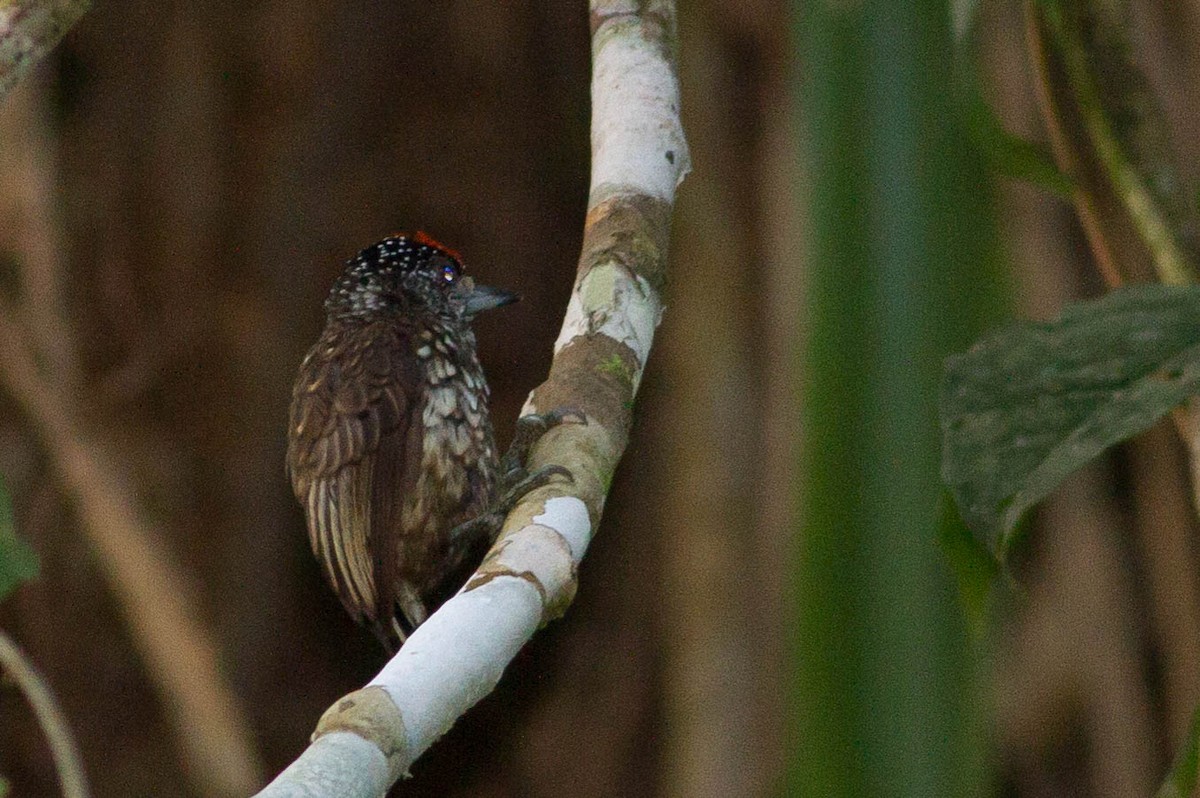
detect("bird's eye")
[441,263,458,283]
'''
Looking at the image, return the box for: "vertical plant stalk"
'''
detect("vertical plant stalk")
[1037,0,1193,285]
[1024,0,1198,287]
[1024,1,1122,288]
[0,630,90,798]
[0,0,90,104]
[255,1,690,794]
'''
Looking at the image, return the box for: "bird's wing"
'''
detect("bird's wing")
[286,322,421,627]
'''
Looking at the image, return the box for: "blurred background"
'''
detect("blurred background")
[0,1,1197,796]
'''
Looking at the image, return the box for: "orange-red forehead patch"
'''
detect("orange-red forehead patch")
[411,231,463,264]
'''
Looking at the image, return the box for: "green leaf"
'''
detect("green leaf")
[952,0,1073,198]
[961,88,1073,199]
[942,284,1200,559]
[0,476,38,602]
[936,491,1000,638]
[1157,703,1200,798]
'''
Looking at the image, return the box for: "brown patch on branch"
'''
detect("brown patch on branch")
[314,686,410,779]
[580,194,672,292]
[530,335,637,438]
[590,0,676,60]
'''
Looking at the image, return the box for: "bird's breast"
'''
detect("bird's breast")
[402,329,498,551]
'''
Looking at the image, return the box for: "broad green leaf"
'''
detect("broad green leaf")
[942,284,1200,559]
[1156,703,1200,798]
[0,476,37,602]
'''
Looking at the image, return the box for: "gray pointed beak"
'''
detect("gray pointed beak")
[463,282,520,317]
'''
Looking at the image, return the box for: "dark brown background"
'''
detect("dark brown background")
[0,3,790,796]
[2,1,1200,796]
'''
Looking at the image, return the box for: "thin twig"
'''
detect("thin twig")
[1036,0,1194,286]
[0,304,263,796]
[1024,0,1123,287]
[255,1,690,794]
[0,629,89,798]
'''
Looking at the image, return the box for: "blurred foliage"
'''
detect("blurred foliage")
[1157,702,1200,798]
[790,0,1007,795]
[953,0,1072,197]
[0,476,37,798]
[0,475,37,603]
[943,0,1200,794]
[1030,0,1199,285]
[943,285,1200,559]
[934,493,1000,639]
[960,86,1073,199]
[1039,0,1200,260]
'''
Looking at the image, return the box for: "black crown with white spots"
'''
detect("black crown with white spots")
[326,233,465,320]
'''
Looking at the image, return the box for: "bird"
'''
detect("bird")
[286,233,572,649]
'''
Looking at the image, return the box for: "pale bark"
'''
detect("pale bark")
[0,0,90,104]
[256,1,690,794]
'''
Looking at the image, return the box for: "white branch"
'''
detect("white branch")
[0,0,90,104]
[590,0,688,203]
[255,1,689,795]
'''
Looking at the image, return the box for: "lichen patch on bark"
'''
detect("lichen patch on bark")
[531,334,638,436]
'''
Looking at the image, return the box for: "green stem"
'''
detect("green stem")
[1038,0,1196,286]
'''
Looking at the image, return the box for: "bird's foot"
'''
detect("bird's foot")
[448,408,584,549]
[500,407,586,485]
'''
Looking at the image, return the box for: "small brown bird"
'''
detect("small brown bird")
[287,233,568,648]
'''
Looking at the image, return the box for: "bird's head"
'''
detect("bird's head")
[326,232,518,323]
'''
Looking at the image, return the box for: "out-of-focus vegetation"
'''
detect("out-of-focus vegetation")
[943,285,1200,560]
[790,1,1005,795]
[0,2,1199,797]
[0,478,37,602]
